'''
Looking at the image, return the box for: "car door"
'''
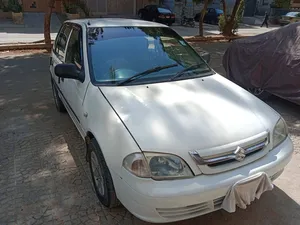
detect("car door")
[149,5,158,21]
[143,5,151,20]
[203,8,211,22]
[211,8,218,23]
[207,8,215,22]
[50,23,72,105]
[63,24,89,138]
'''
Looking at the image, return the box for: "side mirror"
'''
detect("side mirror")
[201,52,211,64]
[54,64,84,82]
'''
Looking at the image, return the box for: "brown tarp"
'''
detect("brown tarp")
[222,22,300,105]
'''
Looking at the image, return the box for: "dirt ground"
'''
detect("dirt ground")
[0,45,299,225]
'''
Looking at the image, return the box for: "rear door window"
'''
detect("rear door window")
[150,5,157,12]
[54,24,72,60]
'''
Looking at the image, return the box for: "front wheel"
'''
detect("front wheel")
[88,138,120,208]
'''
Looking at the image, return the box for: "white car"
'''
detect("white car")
[50,18,294,223]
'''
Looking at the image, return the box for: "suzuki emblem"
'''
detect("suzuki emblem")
[234,146,246,162]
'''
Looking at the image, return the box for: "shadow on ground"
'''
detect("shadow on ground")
[0,50,299,225]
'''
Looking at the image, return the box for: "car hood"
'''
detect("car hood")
[100,74,279,154]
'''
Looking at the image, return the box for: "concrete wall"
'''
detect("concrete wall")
[22,0,62,12]
[256,0,271,15]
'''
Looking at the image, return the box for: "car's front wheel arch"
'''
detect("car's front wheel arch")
[85,131,94,162]
[85,135,120,208]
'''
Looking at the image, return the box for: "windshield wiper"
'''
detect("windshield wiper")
[117,63,178,86]
[169,64,205,81]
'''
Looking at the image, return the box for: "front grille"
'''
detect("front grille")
[190,131,270,175]
[207,137,268,167]
[156,196,225,220]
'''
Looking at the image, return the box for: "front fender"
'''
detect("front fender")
[83,84,141,176]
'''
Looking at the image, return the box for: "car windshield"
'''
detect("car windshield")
[87,27,212,85]
[158,8,171,13]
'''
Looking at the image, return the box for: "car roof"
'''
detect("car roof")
[286,12,300,17]
[65,18,168,28]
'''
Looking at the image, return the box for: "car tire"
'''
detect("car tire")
[247,87,271,100]
[88,138,120,208]
[51,79,66,113]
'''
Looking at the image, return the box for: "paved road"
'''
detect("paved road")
[0,45,299,225]
[172,23,279,37]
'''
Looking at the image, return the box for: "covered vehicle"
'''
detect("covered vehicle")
[279,11,300,26]
[223,22,300,105]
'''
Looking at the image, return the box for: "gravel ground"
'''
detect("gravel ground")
[0,46,299,225]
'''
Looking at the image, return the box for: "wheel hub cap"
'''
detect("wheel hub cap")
[91,152,105,196]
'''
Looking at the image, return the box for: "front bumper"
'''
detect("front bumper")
[113,137,293,223]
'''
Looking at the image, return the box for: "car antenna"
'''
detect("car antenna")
[87,20,91,25]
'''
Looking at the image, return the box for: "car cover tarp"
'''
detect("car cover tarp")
[222,22,300,105]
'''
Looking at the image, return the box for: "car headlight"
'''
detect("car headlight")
[273,117,288,148]
[123,152,194,180]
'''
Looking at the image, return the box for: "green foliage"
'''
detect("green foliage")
[63,0,90,16]
[62,1,77,14]
[218,14,226,33]
[7,0,22,13]
[234,0,245,31]
[218,0,245,34]
[76,0,90,17]
[272,0,290,8]
[0,1,9,12]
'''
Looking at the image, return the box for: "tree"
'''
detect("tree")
[44,0,56,48]
[193,0,213,36]
[272,0,290,8]
[220,0,243,36]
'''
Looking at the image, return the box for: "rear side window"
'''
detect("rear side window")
[54,24,72,60]
[150,6,157,12]
[65,27,83,70]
